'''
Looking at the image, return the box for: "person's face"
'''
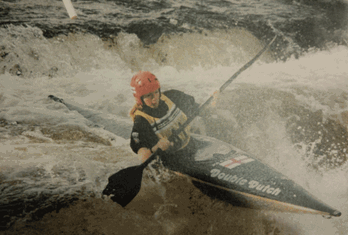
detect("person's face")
[143,89,160,108]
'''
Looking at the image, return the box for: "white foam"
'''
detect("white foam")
[1,28,348,234]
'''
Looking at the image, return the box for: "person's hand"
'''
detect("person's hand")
[211,90,220,107]
[156,134,173,151]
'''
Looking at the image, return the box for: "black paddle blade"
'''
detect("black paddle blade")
[102,166,144,207]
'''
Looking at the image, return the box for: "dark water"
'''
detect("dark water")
[1,0,348,56]
[1,0,348,234]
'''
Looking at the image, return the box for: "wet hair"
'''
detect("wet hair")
[129,103,143,122]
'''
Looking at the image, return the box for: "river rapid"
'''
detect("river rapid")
[1,0,348,234]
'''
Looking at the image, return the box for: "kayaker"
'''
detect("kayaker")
[129,71,199,162]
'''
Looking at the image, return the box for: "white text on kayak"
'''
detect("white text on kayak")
[210,169,281,196]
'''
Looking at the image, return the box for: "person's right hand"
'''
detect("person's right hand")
[211,90,220,107]
[156,134,173,151]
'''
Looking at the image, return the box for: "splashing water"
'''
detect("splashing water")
[1,5,348,234]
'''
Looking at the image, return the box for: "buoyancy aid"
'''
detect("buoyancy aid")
[134,94,191,150]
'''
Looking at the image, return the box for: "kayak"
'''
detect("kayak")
[48,95,341,217]
[161,134,341,217]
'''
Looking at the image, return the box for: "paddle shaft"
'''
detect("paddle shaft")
[137,35,277,168]
[137,149,162,170]
[173,35,277,136]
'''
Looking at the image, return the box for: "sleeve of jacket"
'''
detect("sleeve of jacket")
[130,115,159,154]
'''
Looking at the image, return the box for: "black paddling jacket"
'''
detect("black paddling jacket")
[130,89,199,154]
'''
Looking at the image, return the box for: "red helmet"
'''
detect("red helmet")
[130,71,160,105]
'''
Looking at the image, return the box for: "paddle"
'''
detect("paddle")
[102,148,164,207]
[102,35,277,207]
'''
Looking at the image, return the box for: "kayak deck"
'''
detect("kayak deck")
[163,134,341,217]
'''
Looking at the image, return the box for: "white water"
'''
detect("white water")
[1,25,348,234]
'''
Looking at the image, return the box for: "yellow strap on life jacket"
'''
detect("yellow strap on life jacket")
[134,94,191,150]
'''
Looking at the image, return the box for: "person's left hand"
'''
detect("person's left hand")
[211,90,220,107]
[156,134,174,151]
